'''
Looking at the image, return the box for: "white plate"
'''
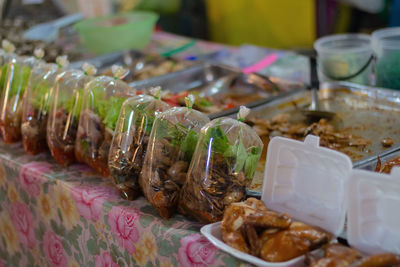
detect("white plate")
[200,222,309,267]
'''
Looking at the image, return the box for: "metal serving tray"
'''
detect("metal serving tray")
[129,63,306,119]
[69,50,144,71]
[242,81,400,196]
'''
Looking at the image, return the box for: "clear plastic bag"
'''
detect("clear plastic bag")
[109,88,170,200]
[75,66,135,177]
[47,63,97,166]
[139,95,210,218]
[178,106,263,223]
[21,56,68,154]
[0,40,17,92]
[0,54,39,143]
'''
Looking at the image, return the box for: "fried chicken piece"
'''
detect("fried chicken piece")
[325,244,362,263]
[308,244,362,267]
[310,257,351,267]
[376,155,400,174]
[245,211,291,228]
[221,198,291,255]
[260,222,331,262]
[221,198,264,253]
[355,253,400,267]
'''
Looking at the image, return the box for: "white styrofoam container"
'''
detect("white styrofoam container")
[261,135,352,236]
[347,167,400,255]
[201,135,400,266]
[201,222,310,267]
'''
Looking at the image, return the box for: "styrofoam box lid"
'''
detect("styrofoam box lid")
[347,167,400,255]
[261,135,353,236]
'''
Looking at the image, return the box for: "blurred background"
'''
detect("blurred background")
[1,0,399,50]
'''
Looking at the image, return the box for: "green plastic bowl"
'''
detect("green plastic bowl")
[74,11,159,54]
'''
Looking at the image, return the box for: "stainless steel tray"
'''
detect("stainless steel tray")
[129,63,306,119]
[354,146,400,171]
[70,50,144,71]
[243,81,400,196]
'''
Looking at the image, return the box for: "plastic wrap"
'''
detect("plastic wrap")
[0,40,17,92]
[0,53,39,143]
[109,88,170,200]
[21,55,68,154]
[139,95,210,218]
[178,106,263,223]
[75,65,135,177]
[47,63,97,166]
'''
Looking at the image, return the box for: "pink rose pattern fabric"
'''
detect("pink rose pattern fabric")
[10,202,36,248]
[18,161,51,197]
[43,231,67,267]
[71,186,119,220]
[108,206,140,254]
[0,142,239,266]
[178,234,218,267]
[95,252,118,267]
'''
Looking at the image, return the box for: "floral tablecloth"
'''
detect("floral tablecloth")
[0,141,245,267]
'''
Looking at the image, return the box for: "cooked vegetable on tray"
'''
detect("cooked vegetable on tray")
[161,73,279,115]
[178,106,263,223]
[75,65,136,177]
[221,198,331,262]
[47,63,97,166]
[249,114,370,164]
[139,95,210,219]
[0,49,40,143]
[162,90,265,115]
[102,56,192,83]
[21,55,68,155]
[109,87,170,200]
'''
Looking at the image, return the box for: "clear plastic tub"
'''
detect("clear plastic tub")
[75,66,136,177]
[47,63,97,166]
[314,34,372,85]
[109,88,170,200]
[21,56,69,155]
[0,56,37,143]
[372,27,400,90]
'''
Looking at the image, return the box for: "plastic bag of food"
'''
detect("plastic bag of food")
[178,106,263,223]
[0,50,42,143]
[47,63,97,166]
[21,55,69,154]
[109,87,170,200]
[139,95,210,218]
[0,40,17,92]
[75,65,136,177]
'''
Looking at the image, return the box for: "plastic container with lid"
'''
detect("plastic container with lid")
[372,27,400,90]
[47,63,97,166]
[139,95,210,219]
[75,65,136,177]
[109,87,170,200]
[314,33,372,85]
[201,135,400,266]
[0,52,40,143]
[179,106,263,223]
[21,55,69,155]
[74,11,159,54]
